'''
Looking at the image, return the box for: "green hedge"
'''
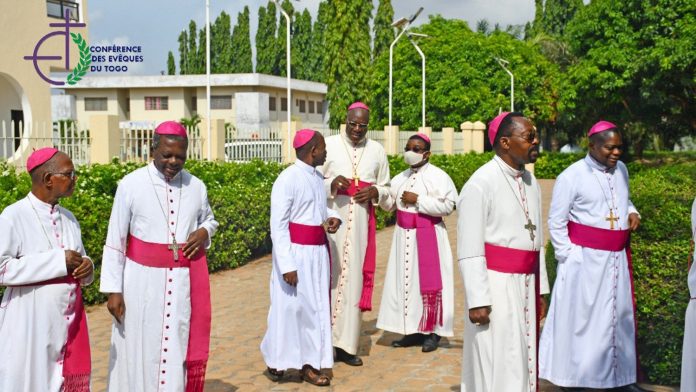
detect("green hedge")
[545,160,696,385]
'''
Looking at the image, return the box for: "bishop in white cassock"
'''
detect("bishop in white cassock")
[0,148,94,392]
[682,197,696,391]
[539,121,646,391]
[457,113,549,392]
[377,133,457,353]
[261,130,341,386]
[100,122,218,392]
[317,101,391,366]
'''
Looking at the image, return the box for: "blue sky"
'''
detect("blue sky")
[88,0,536,75]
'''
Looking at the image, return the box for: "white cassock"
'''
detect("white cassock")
[377,163,457,336]
[0,192,93,392]
[317,133,391,355]
[261,160,339,370]
[100,162,218,392]
[681,198,696,390]
[457,155,549,392]
[539,155,640,388]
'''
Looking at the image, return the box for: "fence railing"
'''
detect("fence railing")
[119,125,203,163]
[0,121,91,168]
[224,127,282,163]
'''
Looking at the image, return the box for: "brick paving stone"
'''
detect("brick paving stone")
[86,179,677,391]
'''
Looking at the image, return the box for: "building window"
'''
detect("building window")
[281,98,287,112]
[84,97,107,111]
[269,97,276,111]
[317,101,324,115]
[125,98,130,112]
[211,95,232,110]
[191,96,197,111]
[145,96,168,110]
[299,100,306,113]
[47,0,80,21]
[308,100,315,114]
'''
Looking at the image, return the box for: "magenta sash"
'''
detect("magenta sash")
[397,210,444,332]
[126,235,210,392]
[11,276,91,391]
[337,180,377,312]
[567,221,629,251]
[567,220,642,379]
[289,222,328,245]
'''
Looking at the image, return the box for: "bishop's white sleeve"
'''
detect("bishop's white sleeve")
[457,181,492,310]
[197,183,218,249]
[74,220,94,286]
[382,174,400,213]
[621,163,640,217]
[373,148,392,211]
[548,173,575,264]
[99,182,132,294]
[327,207,340,220]
[317,162,337,200]
[417,174,457,217]
[0,216,67,285]
[270,174,297,274]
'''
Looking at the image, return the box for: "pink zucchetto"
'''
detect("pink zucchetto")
[155,121,188,138]
[488,112,511,145]
[26,147,59,172]
[588,120,617,137]
[293,129,317,149]
[413,132,431,144]
[348,101,369,112]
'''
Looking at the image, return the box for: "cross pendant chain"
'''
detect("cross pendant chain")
[168,235,180,261]
[605,210,619,230]
[524,219,537,242]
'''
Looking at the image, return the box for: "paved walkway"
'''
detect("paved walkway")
[85,180,674,391]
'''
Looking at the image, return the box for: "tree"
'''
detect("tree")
[372,0,395,60]
[560,0,696,156]
[476,19,490,35]
[541,0,583,36]
[212,11,232,73]
[323,0,374,128]
[307,0,333,82]
[187,21,199,74]
[292,9,313,79]
[230,6,253,73]
[177,30,188,74]
[167,51,176,75]
[196,28,206,74]
[255,2,277,75]
[368,16,560,131]
[275,0,295,76]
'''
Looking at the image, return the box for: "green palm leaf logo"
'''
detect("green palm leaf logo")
[66,33,91,85]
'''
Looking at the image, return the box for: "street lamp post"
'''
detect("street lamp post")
[495,57,514,112]
[389,7,423,128]
[273,0,292,160]
[408,32,428,128]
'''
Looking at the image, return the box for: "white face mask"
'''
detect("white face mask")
[404,150,425,166]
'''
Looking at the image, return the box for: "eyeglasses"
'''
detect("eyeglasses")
[404,146,428,153]
[348,121,368,131]
[52,171,77,181]
[510,132,538,143]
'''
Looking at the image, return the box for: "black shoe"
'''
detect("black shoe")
[334,347,363,366]
[421,333,441,352]
[265,367,284,382]
[391,333,425,348]
[614,384,650,392]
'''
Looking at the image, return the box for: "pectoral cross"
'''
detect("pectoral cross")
[524,219,537,242]
[168,237,180,262]
[353,171,360,187]
[605,210,619,230]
